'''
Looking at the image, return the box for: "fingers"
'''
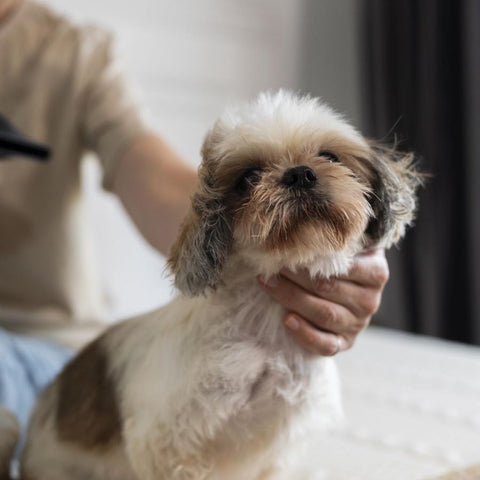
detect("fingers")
[258,274,357,335]
[258,274,362,356]
[279,270,379,319]
[257,249,390,356]
[283,314,346,356]
[338,249,389,287]
[279,249,389,318]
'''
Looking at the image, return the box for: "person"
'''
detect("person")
[0,0,389,439]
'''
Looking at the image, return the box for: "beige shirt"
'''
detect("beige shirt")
[0,1,149,347]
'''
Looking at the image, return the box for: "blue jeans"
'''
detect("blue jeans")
[0,328,72,437]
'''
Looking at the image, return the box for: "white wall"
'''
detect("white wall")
[299,0,362,127]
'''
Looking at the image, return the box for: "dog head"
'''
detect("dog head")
[169,91,422,296]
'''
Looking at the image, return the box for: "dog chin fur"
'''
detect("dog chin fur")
[19,90,422,480]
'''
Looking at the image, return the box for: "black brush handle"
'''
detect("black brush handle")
[0,114,51,161]
[0,132,50,161]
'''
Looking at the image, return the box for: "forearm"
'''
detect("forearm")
[112,134,197,256]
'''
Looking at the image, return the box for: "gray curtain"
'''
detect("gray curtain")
[360,0,480,345]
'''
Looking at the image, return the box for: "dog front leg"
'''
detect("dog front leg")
[125,424,213,480]
[124,347,268,480]
[123,401,231,480]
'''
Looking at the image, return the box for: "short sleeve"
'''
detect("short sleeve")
[78,27,151,190]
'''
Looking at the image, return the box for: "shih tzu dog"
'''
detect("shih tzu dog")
[18,91,421,480]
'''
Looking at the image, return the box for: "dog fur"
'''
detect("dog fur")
[18,91,421,480]
[0,407,19,480]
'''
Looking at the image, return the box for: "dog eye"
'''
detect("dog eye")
[235,168,263,193]
[318,150,340,163]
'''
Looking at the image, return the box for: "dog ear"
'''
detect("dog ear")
[168,167,233,297]
[365,144,424,248]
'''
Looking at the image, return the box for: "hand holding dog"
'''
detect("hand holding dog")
[259,249,389,356]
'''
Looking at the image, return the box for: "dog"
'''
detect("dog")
[18,91,421,480]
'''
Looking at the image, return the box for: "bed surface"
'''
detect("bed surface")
[314,326,480,479]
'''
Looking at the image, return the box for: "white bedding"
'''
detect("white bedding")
[313,326,480,480]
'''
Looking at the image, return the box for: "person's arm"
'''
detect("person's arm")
[111,134,197,256]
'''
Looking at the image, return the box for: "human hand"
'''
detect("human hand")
[258,249,389,356]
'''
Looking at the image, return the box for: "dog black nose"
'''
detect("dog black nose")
[281,166,317,188]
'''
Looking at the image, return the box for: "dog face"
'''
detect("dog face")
[169,91,421,295]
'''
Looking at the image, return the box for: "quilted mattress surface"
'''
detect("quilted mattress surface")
[312,327,480,480]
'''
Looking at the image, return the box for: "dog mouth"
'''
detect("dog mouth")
[235,187,352,251]
[265,194,351,249]
[267,189,332,227]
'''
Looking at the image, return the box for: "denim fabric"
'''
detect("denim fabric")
[0,328,72,435]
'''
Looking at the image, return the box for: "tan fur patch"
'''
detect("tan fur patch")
[56,339,121,450]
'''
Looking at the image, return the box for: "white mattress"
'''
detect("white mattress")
[313,327,480,480]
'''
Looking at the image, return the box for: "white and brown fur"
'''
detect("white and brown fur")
[13,91,421,480]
